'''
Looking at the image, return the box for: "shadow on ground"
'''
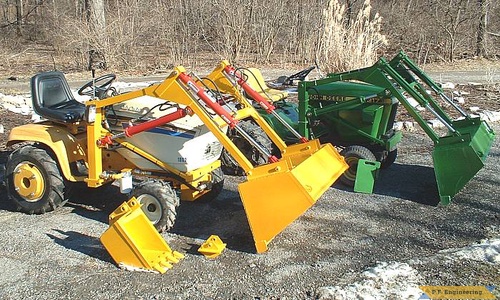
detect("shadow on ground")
[171,188,256,253]
[333,162,440,206]
[47,229,113,263]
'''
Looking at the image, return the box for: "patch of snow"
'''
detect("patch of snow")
[404,121,415,132]
[405,97,420,109]
[427,119,445,129]
[454,96,465,104]
[441,82,455,89]
[112,81,158,94]
[0,124,4,134]
[479,110,500,123]
[469,106,480,112]
[393,121,404,131]
[318,237,500,299]
[439,238,500,264]
[316,262,423,300]
[72,91,91,103]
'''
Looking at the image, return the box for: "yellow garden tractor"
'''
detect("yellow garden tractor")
[3,64,347,253]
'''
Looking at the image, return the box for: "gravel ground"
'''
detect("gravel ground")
[0,72,499,299]
[0,120,499,299]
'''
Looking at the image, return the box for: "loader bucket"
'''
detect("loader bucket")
[100,198,184,273]
[432,119,495,205]
[238,140,347,253]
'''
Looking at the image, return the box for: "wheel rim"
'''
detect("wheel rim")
[13,161,45,202]
[136,194,161,224]
[343,156,358,182]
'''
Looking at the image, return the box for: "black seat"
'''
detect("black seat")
[31,71,86,123]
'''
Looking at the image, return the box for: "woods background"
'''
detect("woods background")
[0,0,499,74]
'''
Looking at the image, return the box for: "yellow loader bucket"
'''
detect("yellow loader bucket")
[100,198,184,273]
[238,140,347,253]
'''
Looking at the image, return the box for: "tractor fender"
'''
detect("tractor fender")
[7,123,87,182]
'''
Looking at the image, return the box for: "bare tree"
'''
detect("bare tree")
[15,0,23,35]
[476,0,488,57]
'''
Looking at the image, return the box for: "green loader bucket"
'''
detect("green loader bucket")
[433,118,495,205]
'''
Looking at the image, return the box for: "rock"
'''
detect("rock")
[0,124,4,134]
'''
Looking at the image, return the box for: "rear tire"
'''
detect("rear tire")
[221,120,272,176]
[133,180,179,232]
[339,145,376,187]
[5,145,66,214]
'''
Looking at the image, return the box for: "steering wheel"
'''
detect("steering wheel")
[78,73,116,99]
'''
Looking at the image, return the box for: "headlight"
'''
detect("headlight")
[85,104,97,123]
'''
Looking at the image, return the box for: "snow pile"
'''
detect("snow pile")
[316,262,423,300]
[479,110,500,123]
[439,238,500,264]
[0,93,31,115]
[317,237,500,299]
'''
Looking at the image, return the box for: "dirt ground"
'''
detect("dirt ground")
[0,73,499,299]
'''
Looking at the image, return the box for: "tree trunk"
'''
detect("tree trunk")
[15,0,23,35]
[475,0,487,57]
[85,0,107,70]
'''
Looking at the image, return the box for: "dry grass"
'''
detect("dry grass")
[315,0,387,73]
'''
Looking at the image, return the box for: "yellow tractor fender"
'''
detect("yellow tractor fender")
[7,123,87,182]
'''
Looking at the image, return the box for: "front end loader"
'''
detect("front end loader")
[236,51,495,204]
[4,64,347,255]
[322,51,495,204]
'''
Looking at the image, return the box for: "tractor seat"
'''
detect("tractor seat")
[242,68,288,102]
[31,71,86,123]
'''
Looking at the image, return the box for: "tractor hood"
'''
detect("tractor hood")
[306,81,386,98]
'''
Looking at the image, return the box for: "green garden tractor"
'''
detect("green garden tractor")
[237,51,495,204]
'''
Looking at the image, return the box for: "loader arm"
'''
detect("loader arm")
[86,65,348,253]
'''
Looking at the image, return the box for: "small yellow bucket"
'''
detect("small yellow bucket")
[100,198,184,273]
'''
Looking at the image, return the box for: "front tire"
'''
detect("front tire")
[133,180,179,232]
[339,145,376,187]
[5,145,66,214]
